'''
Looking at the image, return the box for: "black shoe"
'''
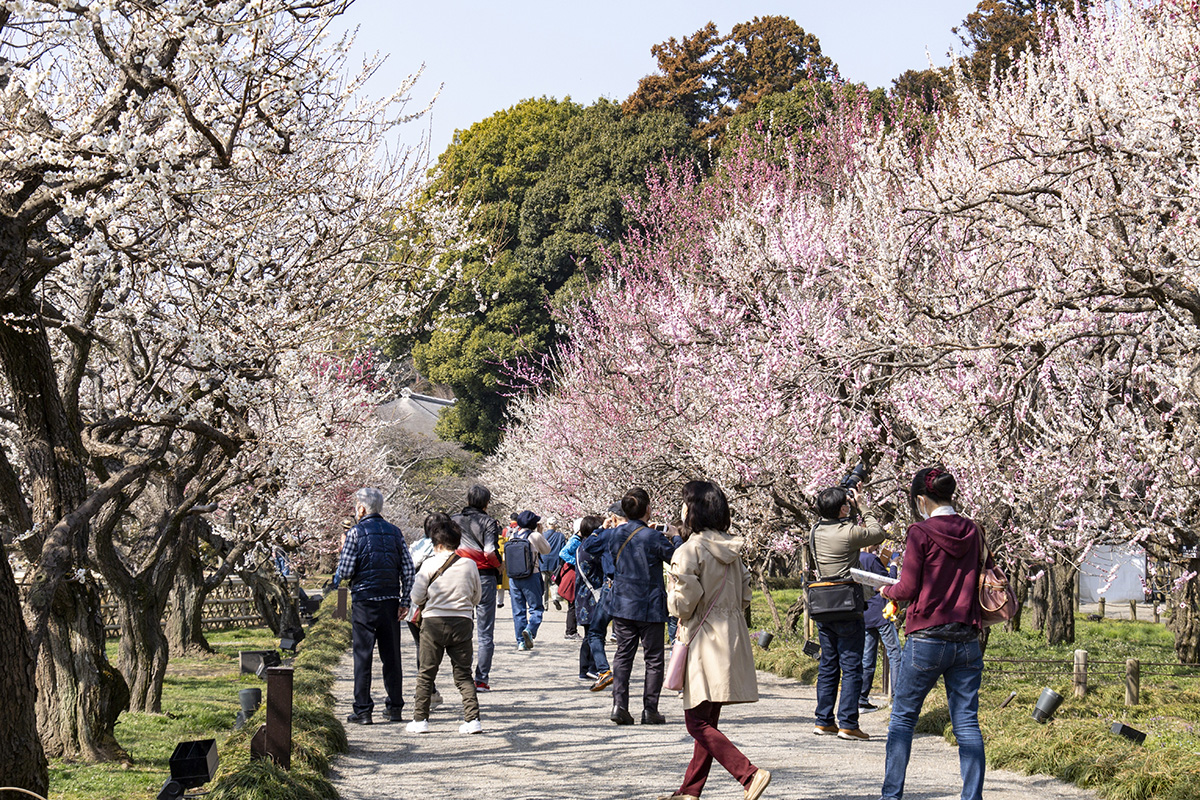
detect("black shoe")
[382,707,405,722]
[610,705,635,725]
[346,711,373,725]
[859,700,878,711]
[641,709,667,725]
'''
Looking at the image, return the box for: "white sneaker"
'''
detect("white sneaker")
[459,719,482,734]
[406,719,430,734]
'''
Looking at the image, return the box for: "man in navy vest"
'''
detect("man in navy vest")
[333,487,415,724]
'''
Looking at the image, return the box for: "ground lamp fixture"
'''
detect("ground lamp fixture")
[1111,722,1146,745]
[157,739,218,800]
[802,640,820,659]
[1031,687,1065,724]
[755,631,774,649]
[235,687,263,730]
[280,624,306,652]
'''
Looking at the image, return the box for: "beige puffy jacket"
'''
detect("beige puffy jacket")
[667,529,758,710]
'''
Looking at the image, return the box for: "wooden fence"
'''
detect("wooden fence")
[98,576,303,635]
[984,650,1200,705]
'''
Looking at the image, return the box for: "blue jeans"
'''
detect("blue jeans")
[862,621,902,701]
[882,636,984,800]
[815,618,864,730]
[474,572,497,684]
[509,574,545,642]
[584,605,611,674]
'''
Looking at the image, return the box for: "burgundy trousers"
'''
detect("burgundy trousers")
[678,701,757,797]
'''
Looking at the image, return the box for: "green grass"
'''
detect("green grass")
[48,628,280,800]
[750,590,1200,800]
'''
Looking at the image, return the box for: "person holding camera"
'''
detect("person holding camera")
[809,480,886,741]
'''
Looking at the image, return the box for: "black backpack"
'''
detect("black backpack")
[505,529,536,580]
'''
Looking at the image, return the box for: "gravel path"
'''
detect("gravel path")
[329,604,1099,800]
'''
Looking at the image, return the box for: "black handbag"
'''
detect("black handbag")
[804,525,865,623]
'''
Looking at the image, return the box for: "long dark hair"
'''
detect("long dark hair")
[681,480,731,534]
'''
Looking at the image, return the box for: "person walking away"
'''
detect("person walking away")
[809,484,886,740]
[541,518,567,612]
[594,488,680,725]
[451,485,503,691]
[859,544,901,709]
[663,480,771,800]
[332,487,415,725]
[506,510,553,650]
[570,515,608,683]
[407,513,483,735]
[878,467,989,800]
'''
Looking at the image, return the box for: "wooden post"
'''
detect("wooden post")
[1153,604,1160,624]
[1098,598,1105,617]
[250,666,293,768]
[1125,658,1140,706]
[1074,649,1088,698]
[334,587,348,621]
[881,652,890,699]
[1129,600,1137,621]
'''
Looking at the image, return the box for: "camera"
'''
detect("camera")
[840,462,867,490]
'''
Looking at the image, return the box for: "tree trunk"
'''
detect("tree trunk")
[1044,557,1077,646]
[1004,559,1026,633]
[1029,567,1048,632]
[35,579,129,760]
[0,305,127,760]
[1166,557,1200,664]
[0,548,48,793]
[784,594,805,632]
[116,585,170,713]
[240,567,300,635]
[166,546,212,656]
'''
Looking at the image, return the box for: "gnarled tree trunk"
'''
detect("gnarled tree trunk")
[166,544,212,656]
[1044,557,1077,646]
[0,547,48,793]
[1166,557,1200,664]
[0,305,128,760]
[116,584,171,714]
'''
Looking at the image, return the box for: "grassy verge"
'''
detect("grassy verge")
[205,592,350,800]
[47,592,350,800]
[49,628,278,799]
[751,591,1200,800]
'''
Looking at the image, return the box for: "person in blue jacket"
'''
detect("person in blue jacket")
[859,545,902,709]
[590,487,681,725]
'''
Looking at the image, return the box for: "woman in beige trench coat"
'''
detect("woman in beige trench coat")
[662,480,771,800]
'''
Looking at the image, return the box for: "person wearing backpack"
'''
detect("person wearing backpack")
[507,510,553,650]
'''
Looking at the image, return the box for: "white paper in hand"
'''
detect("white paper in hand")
[850,568,899,589]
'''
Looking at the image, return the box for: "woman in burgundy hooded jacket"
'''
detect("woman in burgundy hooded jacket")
[877,467,991,800]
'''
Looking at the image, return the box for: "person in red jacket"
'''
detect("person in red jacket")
[878,467,990,800]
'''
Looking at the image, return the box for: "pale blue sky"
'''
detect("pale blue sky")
[330,1,979,157]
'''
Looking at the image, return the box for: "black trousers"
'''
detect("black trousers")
[611,617,666,713]
[351,597,404,716]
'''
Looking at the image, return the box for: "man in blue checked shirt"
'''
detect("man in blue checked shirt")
[333,487,415,725]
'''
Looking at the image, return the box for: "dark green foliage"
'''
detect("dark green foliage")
[398,98,697,452]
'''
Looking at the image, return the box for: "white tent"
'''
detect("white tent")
[1078,544,1146,603]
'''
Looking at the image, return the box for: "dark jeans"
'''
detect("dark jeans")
[679,701,757,797]
[474,571,498,683]
[862,621,903,701]
[415,616,479,722]
[566,601,577,635]
[584,606,611,675]
[882,637,984,800]
[815,618,865,730]
[611,617,665,713]
[351,596,404,716]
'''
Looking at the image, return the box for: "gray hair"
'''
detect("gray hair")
[354,487,384,515]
